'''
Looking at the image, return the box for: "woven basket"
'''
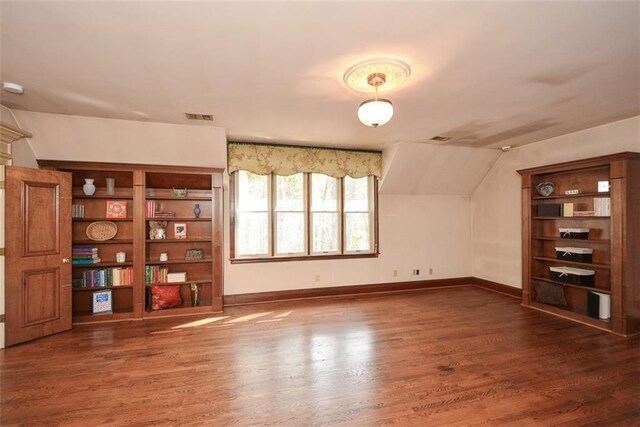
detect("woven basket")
[86,221,118,241]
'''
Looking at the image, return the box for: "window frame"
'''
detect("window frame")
[230,172,379,263]
[273,173,307,257]
[234,171,272,257]
[343,175,375,255]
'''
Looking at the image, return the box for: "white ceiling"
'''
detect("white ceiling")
[1,1,638,151]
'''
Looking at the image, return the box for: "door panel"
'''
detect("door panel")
[23,269,59,325]
[5,166,72,346]
[24,182,60,255]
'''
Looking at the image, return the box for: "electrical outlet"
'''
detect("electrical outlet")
[315,275,320,283]
[413,269,420,276]
[429,268,433,275]
[393,270,398,277]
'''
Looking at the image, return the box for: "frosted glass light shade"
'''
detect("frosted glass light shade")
[358,99,393,127]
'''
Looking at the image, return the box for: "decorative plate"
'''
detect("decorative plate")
[86,221,118,241]
[536,182,555,197]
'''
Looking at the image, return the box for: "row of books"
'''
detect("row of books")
[549,197,611,218]
[145,200,175,219]
[72,204,85,218]
[73,267,134,288]
[145,265,187,283]
[146,265,169,284]
[593,197,611,216]
[73,247,101,265]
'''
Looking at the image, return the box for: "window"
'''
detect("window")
[232,171,377,262]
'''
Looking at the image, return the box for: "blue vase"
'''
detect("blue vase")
[194,203,201,218]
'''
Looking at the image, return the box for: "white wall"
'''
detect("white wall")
[472,116,640,288]
[11,111,227,168]
[225,193,473,294]
[5,111,475,298]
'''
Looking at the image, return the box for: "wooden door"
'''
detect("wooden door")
[5,166,72,346]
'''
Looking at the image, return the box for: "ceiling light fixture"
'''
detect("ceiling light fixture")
[2,82,24,94]
[344,58,410,128]
[357,73,393,128]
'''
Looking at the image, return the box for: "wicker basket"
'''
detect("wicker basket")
[86,221,118,241]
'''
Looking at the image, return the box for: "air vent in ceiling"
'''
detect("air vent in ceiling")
[430,135,452,142]
[185,113,213,121]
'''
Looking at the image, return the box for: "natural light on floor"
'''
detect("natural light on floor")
[167,310,295,330]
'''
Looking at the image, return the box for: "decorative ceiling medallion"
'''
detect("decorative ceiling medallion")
[343,57,411,93]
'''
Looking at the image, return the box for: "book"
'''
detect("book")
[593,197,610,216]
[146,201,157,219]
[72,258,101,265]
[154,211,175,218]
[92,290,113,314]
[106,200,127,218]
[73,247,98,253]
[562,203,574,217]
[167,272,187,283]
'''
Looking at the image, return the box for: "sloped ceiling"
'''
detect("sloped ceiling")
[380,143,500,195]
[1,1,638,150]
[12,110,227,169]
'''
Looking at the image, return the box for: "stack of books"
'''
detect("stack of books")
[72,247,100,265]
[146,265,169,284]
[72,204,85,218]
[154,211,175,219]
[167,272,187,283]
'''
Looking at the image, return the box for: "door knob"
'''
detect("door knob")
[62,258,71,264]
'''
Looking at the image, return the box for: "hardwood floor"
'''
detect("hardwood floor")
[1,286,639,426]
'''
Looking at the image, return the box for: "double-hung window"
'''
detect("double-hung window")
[228,142,381,262]
[231,171,378,262]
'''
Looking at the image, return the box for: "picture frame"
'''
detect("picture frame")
[106,200,127,218]
[92,290,113,314]
[174,223,187,239]
[185,248,204,260]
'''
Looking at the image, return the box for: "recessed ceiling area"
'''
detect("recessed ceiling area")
[0,1,638,151]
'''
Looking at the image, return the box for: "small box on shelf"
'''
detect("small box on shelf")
[537,204,562,217]
[559,228,590,239]
[555,247,593,263]
[550,266,595,287]
[167,272,187,283]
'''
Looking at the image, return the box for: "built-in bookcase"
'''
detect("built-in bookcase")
[38,160,224,323]
[518,152,639,335]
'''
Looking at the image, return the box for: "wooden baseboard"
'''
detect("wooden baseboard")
[472,278,522,299]
[224,277,474,306]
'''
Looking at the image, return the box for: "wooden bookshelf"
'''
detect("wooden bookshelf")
[38,160,224,323]
[518,152,640,336]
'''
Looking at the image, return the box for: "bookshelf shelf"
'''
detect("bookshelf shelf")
[73,285,135,291]
[72,261,134,268]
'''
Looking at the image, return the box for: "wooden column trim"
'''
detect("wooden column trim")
[132,170,146,319]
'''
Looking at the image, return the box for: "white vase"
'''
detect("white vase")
[83,179,96,196]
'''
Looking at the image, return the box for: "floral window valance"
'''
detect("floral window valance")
[227,142,382,179]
